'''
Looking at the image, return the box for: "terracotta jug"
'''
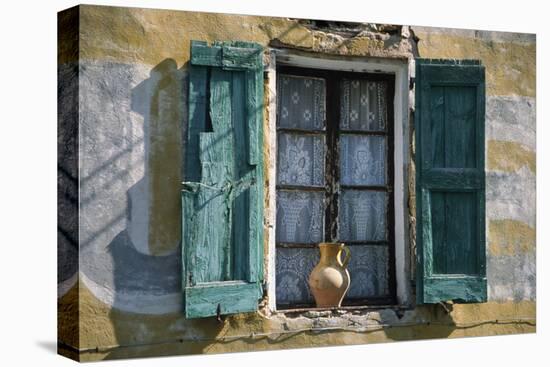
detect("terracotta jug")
[308,242,351,308]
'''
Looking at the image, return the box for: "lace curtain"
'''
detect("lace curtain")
[277,75,326,130]
[275,75,390,306]
[277,133,325,187]
[276,246,390,305]
[340,79,387,131]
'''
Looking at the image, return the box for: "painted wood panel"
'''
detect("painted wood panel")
[186,282,262,318]
[431,191,478,275]
[190,40,263,70]
[415,58,486,304]
[183,40,264,318]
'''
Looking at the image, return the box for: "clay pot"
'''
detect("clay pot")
[308,242,351,308]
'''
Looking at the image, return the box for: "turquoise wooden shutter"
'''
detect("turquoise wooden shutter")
[415,59,486,304]
[182,40,264,318]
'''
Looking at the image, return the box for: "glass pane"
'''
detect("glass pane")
[277,75,326,130]
[276,191,324,243]
[276,247,319,305]
[277,133,325,187]
[340,135,387,186]
[338,190,387,241]
[345,245,390,299]
[340,79,387,131]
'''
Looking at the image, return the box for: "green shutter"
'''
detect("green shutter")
[415,59,486,304]
[182,40,264,318]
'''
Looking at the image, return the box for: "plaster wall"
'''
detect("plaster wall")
[58,5,536,361]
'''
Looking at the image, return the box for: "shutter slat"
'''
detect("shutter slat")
[222,46,263,70]
[246,70,259,165]
[183,65,208,288]
[420,64,484,84]
[198,131,232,281]
[415,58,486,304]
[191,41,223,67]
[420,169,483,189]
[247,68,264,282]
[231,70,249,281]
[186,282,261,319]
[191,41,263,70]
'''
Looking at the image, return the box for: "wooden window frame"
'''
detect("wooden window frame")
[275,65,397,309]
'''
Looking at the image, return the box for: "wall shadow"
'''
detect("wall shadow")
[100,58,230,359]
[384,304,456,341]
[57,60,80,351]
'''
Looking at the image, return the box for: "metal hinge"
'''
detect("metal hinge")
[216,303,223,323]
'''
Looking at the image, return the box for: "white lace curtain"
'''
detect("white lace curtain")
[275,74,390,306]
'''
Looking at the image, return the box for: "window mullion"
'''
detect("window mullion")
[325,73,340,242]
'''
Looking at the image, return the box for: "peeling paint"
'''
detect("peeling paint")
[413,31,536,97]
[488,219,535,256]
[261,19,314,49]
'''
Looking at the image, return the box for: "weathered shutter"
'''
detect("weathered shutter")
[415,59,486,304]
[182,40,264,318]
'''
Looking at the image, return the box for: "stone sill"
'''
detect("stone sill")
[268,304,415,321]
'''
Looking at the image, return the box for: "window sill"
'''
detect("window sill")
[273,304,412,316]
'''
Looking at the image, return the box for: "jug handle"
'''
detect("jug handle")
[339,246,351,268]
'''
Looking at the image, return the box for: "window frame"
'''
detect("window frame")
[274,65,397,308]
[265,50,413,312]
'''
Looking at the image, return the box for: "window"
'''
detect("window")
[274,67,396,309]
[182,40,488,319]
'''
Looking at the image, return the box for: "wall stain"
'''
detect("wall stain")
[261,19,314,49]
[76,5,415,68]
[61,279,535,361]
[487,140,535,173]
[57,278,79,355]
[147,60,183,255]
[414,32,536,97]
[488,219,535,256]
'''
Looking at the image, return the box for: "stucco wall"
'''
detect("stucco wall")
[58,5,536,361]
[412,27,536,301]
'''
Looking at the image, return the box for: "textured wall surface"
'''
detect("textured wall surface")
[58,5,536,361]
[413,27,536,302]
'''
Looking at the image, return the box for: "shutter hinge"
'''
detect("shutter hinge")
[216,303,223,323]
[438,301,454,314]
